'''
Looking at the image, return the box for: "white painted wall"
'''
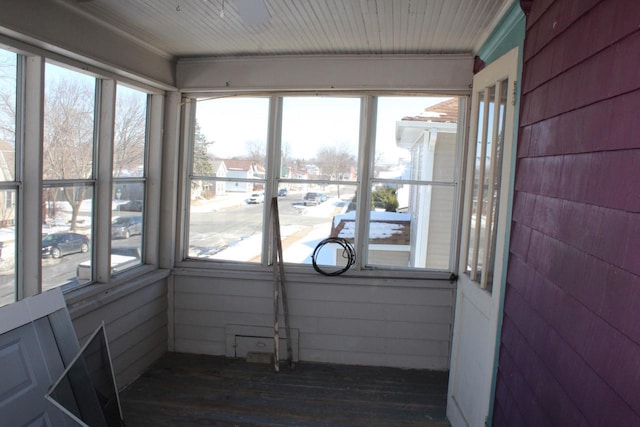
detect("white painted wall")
[172,268,454,370]
[67,272,169,388]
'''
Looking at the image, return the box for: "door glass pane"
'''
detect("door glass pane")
[42,185,93,290]
[485,79,509,288]
[466,90,485,276]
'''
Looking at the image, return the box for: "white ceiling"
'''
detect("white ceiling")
[61,0,514,59]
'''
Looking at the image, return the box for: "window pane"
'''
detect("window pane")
[376,97,457,183]
[194,97,269,176]
[42,185,93,290]
[44,63,95,180]
[0,48,17,306]
[371,96,460,271]
[0,189,16,307]
[188,181,264,262]
[282,184,356,265]
[112,182,144,274]
[282,97,360,182]
[113,85,147,178]
[0,48,16,181]
[362,184,455,269]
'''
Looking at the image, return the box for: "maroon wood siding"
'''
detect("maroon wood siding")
[494,0,640,425]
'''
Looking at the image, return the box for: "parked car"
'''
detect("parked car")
[278,188,288,197]
[76,246,142,280]
[111,216,143,239]
[247,192,265,204]
[304,192,327,206]
[42,232,89,258]
[118,200,143,212]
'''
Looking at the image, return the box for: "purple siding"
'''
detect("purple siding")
[494,0,640,425]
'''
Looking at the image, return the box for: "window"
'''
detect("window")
[111,84,148,275]
[188,97,269,262]
[42,63,96,290]
[185,94,464,274]
[0,47,17,307]
[369,97,459,270]
[279,96,360,265]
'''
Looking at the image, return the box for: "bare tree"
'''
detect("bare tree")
[43,77,94,230]
[0,52,16,144]
[244,140,266,166]
[113,90,146,177]
[316,145,356,180]
[315,145,356,197]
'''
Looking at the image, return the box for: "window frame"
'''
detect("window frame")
[179,92,468,279]
[0,41,165,303]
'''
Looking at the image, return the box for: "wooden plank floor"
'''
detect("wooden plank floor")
[119,352,450,426]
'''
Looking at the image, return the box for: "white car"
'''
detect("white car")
[247,192,265,204]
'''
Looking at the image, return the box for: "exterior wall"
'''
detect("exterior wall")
[67,274,169,389]
[172,269,454,370]
[494,0,640,425]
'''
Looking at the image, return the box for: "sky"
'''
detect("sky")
[195,95,450,165]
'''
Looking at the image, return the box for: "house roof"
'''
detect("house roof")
[402,98,459,123]
[219,159,264,172]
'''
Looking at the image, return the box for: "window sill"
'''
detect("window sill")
[173,259,456,288]
[63,265,170,318]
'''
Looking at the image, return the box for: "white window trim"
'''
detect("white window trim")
[176,92,469,280]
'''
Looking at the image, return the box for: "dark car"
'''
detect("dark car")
[304,192,327,206]
[278,188,288,197]
[111,216,143,239]
[42,232,90,258]
[118,200,143,212]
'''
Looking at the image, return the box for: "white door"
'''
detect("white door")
[447,48,519,427]
[0,289,77,426]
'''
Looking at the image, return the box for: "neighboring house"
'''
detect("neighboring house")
[331,211,411,267]
[222,159,265,192]
[395,98,458,269]
[192,160,227,199]
[0,140,15,227]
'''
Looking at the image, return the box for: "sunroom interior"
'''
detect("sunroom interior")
[0,0,530,425]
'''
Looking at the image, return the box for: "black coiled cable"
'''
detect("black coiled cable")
[311,237,356,276]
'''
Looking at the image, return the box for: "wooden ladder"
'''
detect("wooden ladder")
[271,197,293,371]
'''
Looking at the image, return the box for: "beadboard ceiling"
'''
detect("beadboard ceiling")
[61,0,514,59]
